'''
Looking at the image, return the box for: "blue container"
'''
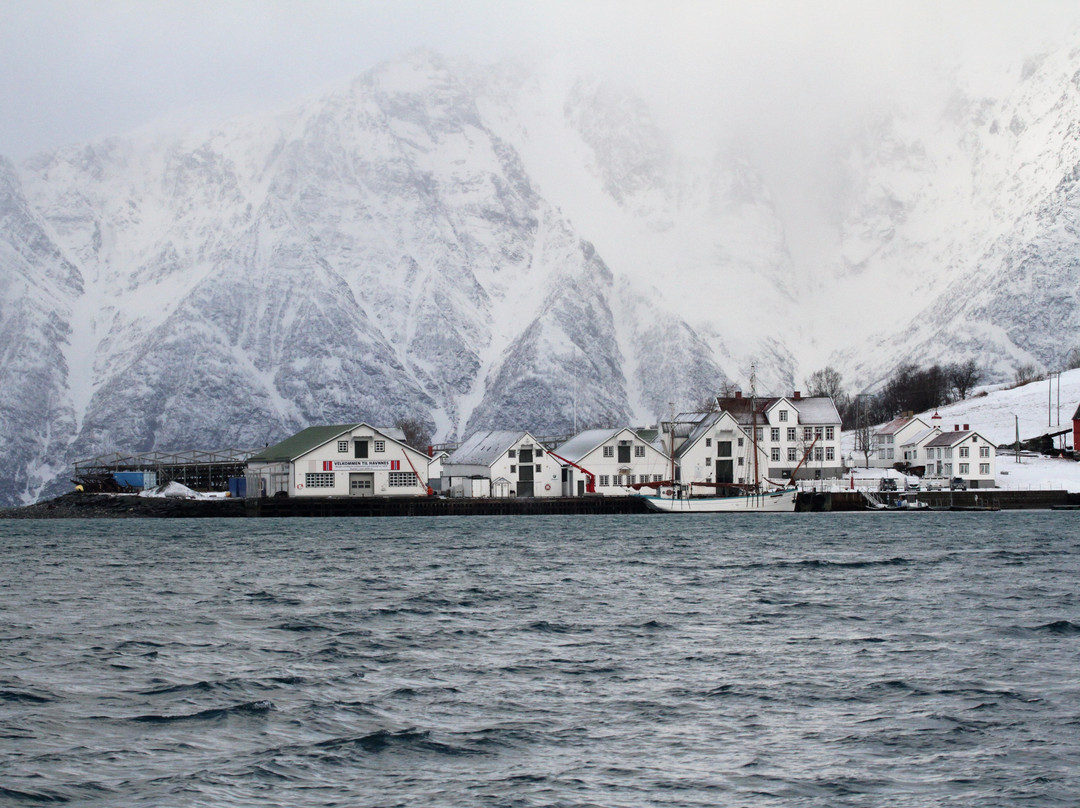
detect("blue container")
[228,477,247,498]
[114,471,157,489]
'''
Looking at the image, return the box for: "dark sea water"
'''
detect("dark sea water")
[2,513,1079,807]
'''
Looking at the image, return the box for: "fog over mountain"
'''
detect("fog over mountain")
[2,33,1080,504]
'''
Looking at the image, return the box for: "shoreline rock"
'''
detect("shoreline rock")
[0,491,246,519]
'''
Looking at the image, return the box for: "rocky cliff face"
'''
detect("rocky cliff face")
[3,45,1080,505]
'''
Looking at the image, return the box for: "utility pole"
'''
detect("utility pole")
[1015,413,1020,464]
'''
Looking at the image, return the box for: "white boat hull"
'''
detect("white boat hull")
[638,487,798,513]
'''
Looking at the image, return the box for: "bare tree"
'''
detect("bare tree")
[395,417,432,451]
[1065,346,1080,370]
[805,366,845,400]
[1012,363,1042,387]
[805,366,849,425]
[948,359,982,400]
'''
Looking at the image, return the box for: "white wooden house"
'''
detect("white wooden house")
[923,425,997,488]
[714,392,844,480]
[871,416,931,468]
[426,449,449,493]
[246,424,430,498]
[441,430,559,497]
[899,426,942,469]
[674,411,771,490]
[552,427,671,496]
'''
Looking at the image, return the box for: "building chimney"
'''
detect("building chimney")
[793,390,801,400]
[963,424,969,431]
[954,424,960,431]
[734,391,742,399]
[427,445,434,457]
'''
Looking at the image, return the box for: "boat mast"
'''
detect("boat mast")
[668,401,676,498]
[750,363,759,492]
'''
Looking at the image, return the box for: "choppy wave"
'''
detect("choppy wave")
[2,513,1079,807]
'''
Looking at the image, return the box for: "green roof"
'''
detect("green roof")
[247,424,360,463]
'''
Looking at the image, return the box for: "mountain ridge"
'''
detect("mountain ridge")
[2,46,1080,505]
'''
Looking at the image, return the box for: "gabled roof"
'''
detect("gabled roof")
[444,430,529,467]
[791,397,842,425]
[875,415,926,436]
[676,411,745,460]
[714,396,770,425]
[248,424,360,463]
[714,395,841,426]
[1073,403,1080,421]
[554,428,623,463]
[554,427,667,464]
[925,429,988,448]
[899,427,940,448]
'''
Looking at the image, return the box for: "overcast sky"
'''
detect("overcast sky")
[2,0,1079,160]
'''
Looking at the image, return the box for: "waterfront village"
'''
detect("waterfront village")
[72,385,1080,507]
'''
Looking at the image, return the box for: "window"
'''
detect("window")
[803,427,813,441]
[508,449,516,458]
[755,427,763,441]
[305,473,335,488]
[374,440,385,453]
[788,447,797,462]
[603,446,614,458]
[814,447,823,461]
[980,446,990,458]
[944,463,952,475]
[825,426,835,440]
[635,445,645,457]
[959,447,969,458]
[959,463,969,474]
[535,464,542,472]
[771,447,780,461]
[705,438,712,447]
[826,447,835,461]
[787,427,796,442]
[814,426,823,439]
[536,449,543,457]
[945,448,953,458]
[388,472,415,487]
[887,448,894,459]
[738,457,744,466]
[737,437,744,447]
[779,410,788,421]
[630,475,637,484]
[510,465,516,473]
[653,475,663,483]
[337,440,349,453]
[771,428,780,442]
[354,441,368,458]
[705,457,712,466]
[980,463,990,474]
[599,475,610,487]
[718,441,732,457]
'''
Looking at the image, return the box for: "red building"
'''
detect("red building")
[1073,403,1080,458]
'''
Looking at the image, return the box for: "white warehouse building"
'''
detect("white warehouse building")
[246,424,430,498]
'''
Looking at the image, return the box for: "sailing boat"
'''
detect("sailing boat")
[637,370,800,513]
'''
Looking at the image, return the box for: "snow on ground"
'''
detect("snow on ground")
[138,482,229,499]
[924,367,1080,446]
[840,368,1080,492]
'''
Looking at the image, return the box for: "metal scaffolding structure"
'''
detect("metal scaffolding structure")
[73,448,261,492]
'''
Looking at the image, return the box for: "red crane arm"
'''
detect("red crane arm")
[543,448,596,494]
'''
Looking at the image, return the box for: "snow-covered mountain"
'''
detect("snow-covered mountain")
[2,45,1080,505]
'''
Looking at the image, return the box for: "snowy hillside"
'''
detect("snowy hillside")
[846,369,1080,492]
[910,368,1080,447]
[3,43,1080,506]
